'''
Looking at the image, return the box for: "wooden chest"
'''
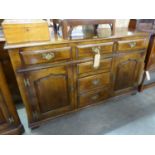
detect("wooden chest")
[2,20,50,44]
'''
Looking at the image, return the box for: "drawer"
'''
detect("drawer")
[20,47,72,65]
[78,72,110,93]
[77,42,113,59]
[78,88,110,108]
[77,58,112,75]
[118,39,146,52]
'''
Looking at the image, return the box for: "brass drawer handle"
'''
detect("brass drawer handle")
[92,79,100,85]
[42,53,55,60]
[91,94,99,100]
[92,46,101,54]
[129,42,136,48]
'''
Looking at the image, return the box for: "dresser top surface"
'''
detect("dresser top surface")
[4,27,149,50]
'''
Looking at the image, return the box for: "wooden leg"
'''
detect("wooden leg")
[138,72,146,92]
[112,21,116,35]
[94,24,98,35]
[68,26,73,39]
[62,21,68,39]
[52,19,59,39]
[53,22,58,39]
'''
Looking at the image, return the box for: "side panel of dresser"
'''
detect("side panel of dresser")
[0,62,24,134]
[146,35,155,70]
[139,34,155,91]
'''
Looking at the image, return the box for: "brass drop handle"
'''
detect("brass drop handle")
[42,52,55,60]
[92,79,100,85]
[91,94,99,100]
[92,46,101,54]
[129,42,136,48]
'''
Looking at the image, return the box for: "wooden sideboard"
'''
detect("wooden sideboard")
[0,61,24,134]
[5,29,149,128]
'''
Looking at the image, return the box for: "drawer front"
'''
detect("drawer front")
[78,88,110,107]
[20,47,71,65]
[77,58,112,75]
[118,39,146,52]
[78,72,110,93]
[77,42,113,59]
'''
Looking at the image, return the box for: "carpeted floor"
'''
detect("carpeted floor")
[17,87,155,135]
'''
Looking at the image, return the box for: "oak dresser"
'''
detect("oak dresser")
[5,28,149,128]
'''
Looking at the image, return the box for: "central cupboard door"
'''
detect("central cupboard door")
[24,65,75,121]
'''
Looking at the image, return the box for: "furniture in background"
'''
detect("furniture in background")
[0,22,23,134]
[53,19,116,39]
[5,27,149,128]
[0,61,24,134]
[0,24,22,105]
[136,19,155,31]
[128,19,137,31]
[0,40,22,104]
[139,33,155,91]
[131,19,155,91]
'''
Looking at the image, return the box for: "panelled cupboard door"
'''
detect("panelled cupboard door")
[23,65,74,122]
[114,51,145,93]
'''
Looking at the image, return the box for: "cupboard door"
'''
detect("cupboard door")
[23,65,74,121]
[114,51,145,92]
